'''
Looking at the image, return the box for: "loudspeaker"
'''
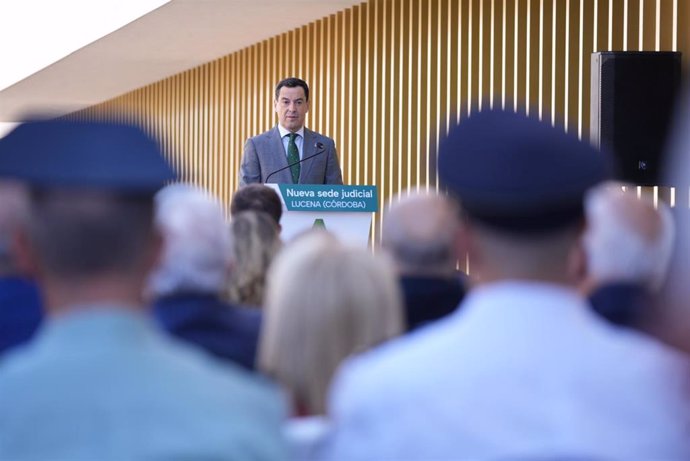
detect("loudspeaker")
[590,51,682,186]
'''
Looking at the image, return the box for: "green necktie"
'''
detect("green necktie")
[287,133,300,183]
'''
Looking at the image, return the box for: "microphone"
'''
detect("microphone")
[264,142,326,184]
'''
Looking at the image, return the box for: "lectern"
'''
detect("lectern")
[266,184,378,247]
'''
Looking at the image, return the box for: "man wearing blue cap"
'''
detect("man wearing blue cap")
[0,119,287,460]
[325,110,690,459]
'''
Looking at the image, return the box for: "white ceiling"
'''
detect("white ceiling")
[0,0,363,122]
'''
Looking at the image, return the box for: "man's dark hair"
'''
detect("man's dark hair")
[26,188,156,277]
[231,184,282,225]
[275,78,310,102]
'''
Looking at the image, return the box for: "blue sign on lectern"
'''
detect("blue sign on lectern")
[278,184,378,212]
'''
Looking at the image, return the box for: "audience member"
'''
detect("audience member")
[0,119,287,460]
[381,191,466,331]
[325,110,690,459]
[148,183,262,370]
[259,231,403,458]
[0,180,42,354]
[659,83,690,352]
[231,183,283,228]
[227,210,282,307]
[583,181,674,329]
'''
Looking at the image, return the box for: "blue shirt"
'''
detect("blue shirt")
[0,307,288,460]
[0,276,43,355]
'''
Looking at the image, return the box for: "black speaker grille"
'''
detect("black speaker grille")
[592,51,681,186]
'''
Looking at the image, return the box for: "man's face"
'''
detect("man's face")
[274,86,309,132]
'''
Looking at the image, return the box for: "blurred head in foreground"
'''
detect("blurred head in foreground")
[584,181,674,292]
[582,181,674,329]
[0,119,175,314]
[382,191,462,278]
[381,191,466,330]
[438,109,610,285]
[148,183,231,298]
[655,84,690,351]
[227,210,282,307]
[231,183,283,228]
[259,231,403,415]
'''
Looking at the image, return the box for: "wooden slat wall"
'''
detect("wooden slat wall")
[70,0,688,242]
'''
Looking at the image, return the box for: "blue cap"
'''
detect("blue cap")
[0,119,176,192]
[438,110,612,232]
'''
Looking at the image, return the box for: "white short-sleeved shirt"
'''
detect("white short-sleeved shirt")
[325,281,690,460]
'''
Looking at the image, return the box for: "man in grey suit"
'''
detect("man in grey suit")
[239,78,343,185]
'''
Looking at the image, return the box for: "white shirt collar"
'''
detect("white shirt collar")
[278,125,305,139]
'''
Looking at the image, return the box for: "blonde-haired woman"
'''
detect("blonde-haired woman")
[226,210,282,307]
[259,231,404,458]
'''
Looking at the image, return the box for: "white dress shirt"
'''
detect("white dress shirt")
[325,281,690,460]
[278,125,305,160]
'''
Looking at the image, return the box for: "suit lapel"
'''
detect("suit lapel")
[300,128,316,183]
[269,126,291,183]
[271,127,289,167]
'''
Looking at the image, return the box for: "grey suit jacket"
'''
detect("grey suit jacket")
[239,126,343,185]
